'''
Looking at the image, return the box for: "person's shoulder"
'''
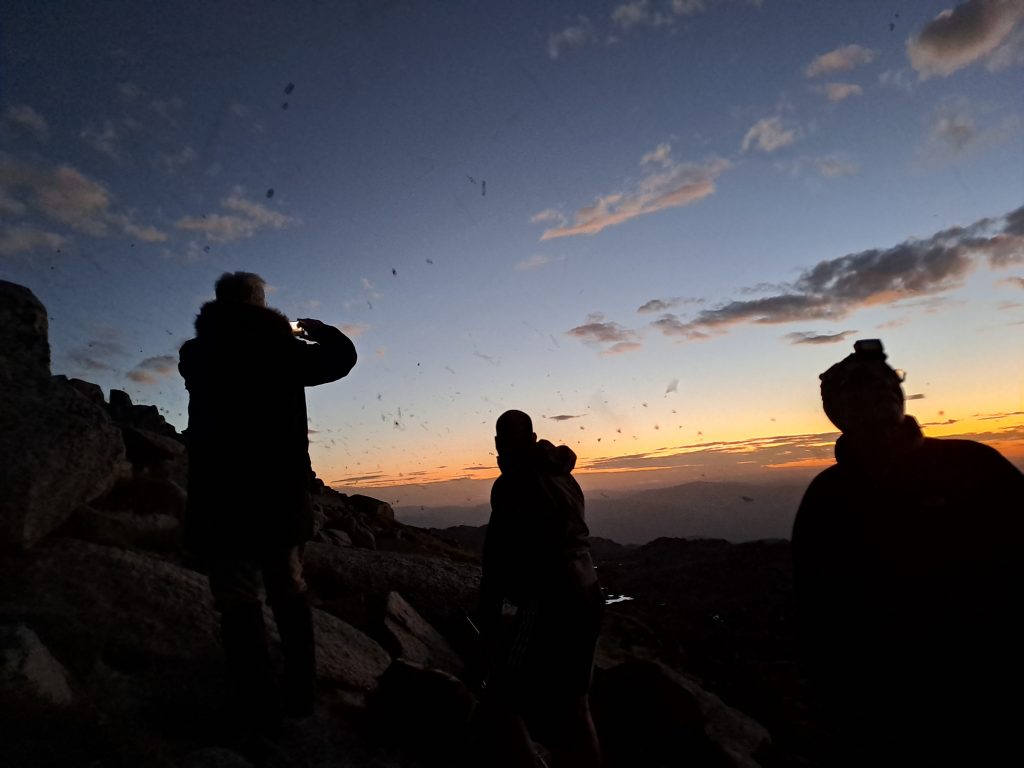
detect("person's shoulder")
[803,463,843,497]
[793,464,842,527]
[923,436,1023,476]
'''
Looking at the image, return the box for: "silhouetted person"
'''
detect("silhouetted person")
[792,339,1024,767]
[178,272,356,732]
[474,410,603,768]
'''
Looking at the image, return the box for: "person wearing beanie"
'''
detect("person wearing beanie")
[792,340,1023,767]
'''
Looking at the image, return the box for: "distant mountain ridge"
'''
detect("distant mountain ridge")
[399,478,810,544]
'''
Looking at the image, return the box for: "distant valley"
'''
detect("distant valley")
[396,478,810,544]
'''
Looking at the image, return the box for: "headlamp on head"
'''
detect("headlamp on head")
[820,339,905,393]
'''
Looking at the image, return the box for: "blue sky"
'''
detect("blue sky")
[2,0,1022,507]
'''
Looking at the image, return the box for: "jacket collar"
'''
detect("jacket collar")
[835,416,924,477]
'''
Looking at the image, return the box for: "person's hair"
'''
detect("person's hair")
[214,272,266,305]
[496,409,533,439]
[495,410,537,458]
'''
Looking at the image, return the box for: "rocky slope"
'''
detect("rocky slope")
[1,280,787,768]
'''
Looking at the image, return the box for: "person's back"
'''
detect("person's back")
[792,340,1024,766]
[178,271,357,731]
[475,409,602,768]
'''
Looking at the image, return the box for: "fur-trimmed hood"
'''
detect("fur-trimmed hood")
[193,300,292,342]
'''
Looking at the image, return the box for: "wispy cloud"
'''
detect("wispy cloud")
[637,297,689,313]
[651,205,1024,340]
[158,145,197,173]
[805,44,878,77]
[602,341,643,356]
[66,339,126,373]
[530,209,566,225]
[997,276,1024,289]
[612,0,672,31]
[568,312,642,355]
[929,102,977,151]
[785,330,858,345]
[535,145,729,239]
[779,154,859,179]
[3,105,48,142]
[127,355,177,384]
[0,154,167,242]
[339,323,370,337]
[824,82,864,102]
[920,99,1022,161]
[815,155,859,177]
[741,117,798,153]
[117,82,143,100]
[878,68,916,91]
[0,226,66,255]
[81,120,124,162]
[515,254,559,271]
[176,187,295,242]
[908,0,1024,78]
[640,142,673,168]
[549,1,756,58]
[548,16,597,58]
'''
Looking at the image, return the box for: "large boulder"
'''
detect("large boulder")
[0,378,125,549]
[0,282,126,549]
[0,280,50,388]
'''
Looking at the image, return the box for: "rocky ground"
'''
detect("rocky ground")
[1,279,805,767]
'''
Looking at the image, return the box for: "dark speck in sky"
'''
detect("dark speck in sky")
[282,102,289,110]
[203,245,210,253]
[284,82,295,94]
[266,188,274,198]
[426,258,433,264]
[481,180,486,196]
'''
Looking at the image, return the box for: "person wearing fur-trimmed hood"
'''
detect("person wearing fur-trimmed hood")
[178,271,356,731]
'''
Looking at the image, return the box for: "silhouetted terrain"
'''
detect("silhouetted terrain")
[403,478,808,544]
[1,280,814,767]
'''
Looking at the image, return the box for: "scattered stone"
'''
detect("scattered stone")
[379,591,464,677]
[0,623,74,708]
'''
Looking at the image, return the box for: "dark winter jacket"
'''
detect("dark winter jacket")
[178,301,356,556]
[792,416,1024,763]
[480,440,598,633]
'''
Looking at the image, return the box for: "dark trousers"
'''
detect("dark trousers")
[208,546,316,721]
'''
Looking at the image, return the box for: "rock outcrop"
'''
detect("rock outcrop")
[0,281,125,550]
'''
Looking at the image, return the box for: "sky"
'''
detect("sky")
[2,0,1022,509]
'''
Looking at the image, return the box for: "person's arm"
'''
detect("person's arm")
[293,318,357,386]
[478,488,507,642]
